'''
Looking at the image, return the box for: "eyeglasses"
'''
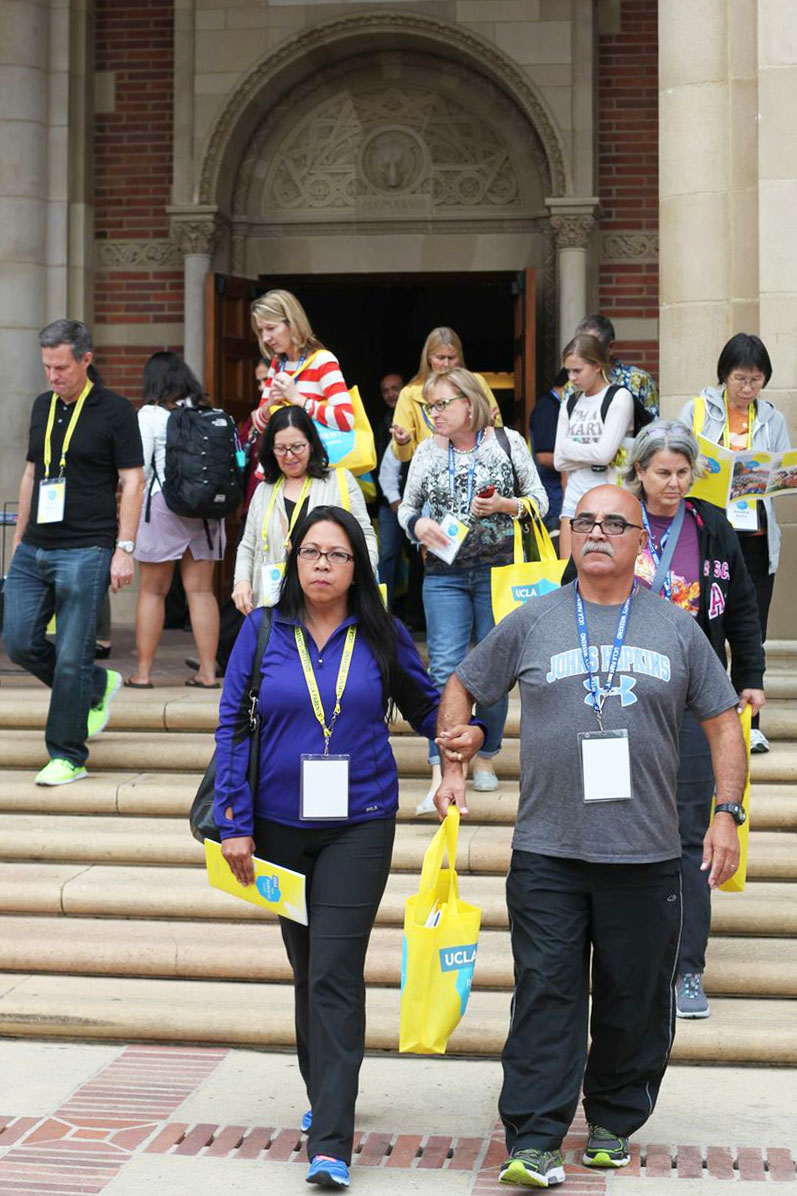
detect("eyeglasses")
[571,515,643,536]
[273,442,309,457]
[423,394,467,416]
[297,546,354,566]
[727,374,765,390]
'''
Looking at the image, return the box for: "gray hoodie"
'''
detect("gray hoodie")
[679,386,790,572]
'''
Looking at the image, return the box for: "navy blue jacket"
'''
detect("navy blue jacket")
[214,607,441,835]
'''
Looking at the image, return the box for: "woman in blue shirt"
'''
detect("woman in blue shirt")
[214,505,483,1191]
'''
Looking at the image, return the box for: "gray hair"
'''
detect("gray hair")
[38,319,93,361]
[622,420,707,497]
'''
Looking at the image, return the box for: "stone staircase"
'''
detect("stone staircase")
[0,643,795,1064]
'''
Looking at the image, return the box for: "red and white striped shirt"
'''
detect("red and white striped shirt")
[252,349,354,434]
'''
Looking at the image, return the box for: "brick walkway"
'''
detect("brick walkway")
[0,1045,794,1194]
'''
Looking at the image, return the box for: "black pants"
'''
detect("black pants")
[254,815,395,1164]
[676,711,715,974]
[499,851,681,1154]
[737,532,774,731]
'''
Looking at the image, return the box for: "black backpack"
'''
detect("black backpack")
[566,383,653,437]
[145,406,243,552]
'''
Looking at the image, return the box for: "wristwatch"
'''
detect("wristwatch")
[116,540,135,554]
[714,802,747,826]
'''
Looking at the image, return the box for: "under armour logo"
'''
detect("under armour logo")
[584,675,638,709]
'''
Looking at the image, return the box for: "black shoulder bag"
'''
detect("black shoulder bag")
[189,607,274,843]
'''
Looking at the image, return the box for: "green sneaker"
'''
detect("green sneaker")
[500,1148,565,1187]
[35,758,87,786]
[86,669,122,739]
[582,1125,630,1168]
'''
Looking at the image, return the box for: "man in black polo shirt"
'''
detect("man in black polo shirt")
[3,320,144,785]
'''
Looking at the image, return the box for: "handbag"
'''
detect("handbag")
[399,806,481,1055]
[490,503,567,624]
[189,607,274,843]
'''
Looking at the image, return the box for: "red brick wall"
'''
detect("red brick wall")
[597,0,659,380]
[93,0,181,395]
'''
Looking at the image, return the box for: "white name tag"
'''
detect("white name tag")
[300,754,349,820]
[578,729,632,802]
[727,499,758,532]
[37,478,66,524]
[261,562,285,607]
[429,510,469,565]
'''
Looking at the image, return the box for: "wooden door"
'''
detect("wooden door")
[513,267,537,434]
[204,272,263,598]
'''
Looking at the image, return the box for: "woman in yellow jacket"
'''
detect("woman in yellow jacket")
[390,327,502,461]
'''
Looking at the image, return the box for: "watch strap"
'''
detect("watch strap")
[714,802,745,825]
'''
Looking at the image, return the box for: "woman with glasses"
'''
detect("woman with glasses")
[398,367,547,812]
[390,326,502,462]
[623,420,765,1020]
[233,406,377,618]
[216,506,483,1191]
[680,333,789,753]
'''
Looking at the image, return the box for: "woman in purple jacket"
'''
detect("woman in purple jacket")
[214,505,483,1191]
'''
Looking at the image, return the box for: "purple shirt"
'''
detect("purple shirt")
[635,507,701,617]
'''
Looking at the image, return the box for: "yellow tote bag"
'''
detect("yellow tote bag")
[399,806,481,1055]
[491,505,567,623]
[718,705,752,893]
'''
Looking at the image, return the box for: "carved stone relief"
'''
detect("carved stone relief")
[95,240,182,270]
[549,214,595,251]
[601,232,659,262]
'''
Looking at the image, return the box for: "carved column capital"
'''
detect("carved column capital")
[549,213,595,250]
[168,205,223,257]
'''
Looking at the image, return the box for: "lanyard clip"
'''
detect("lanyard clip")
[248,690,259,732]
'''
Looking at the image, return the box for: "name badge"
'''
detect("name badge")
[429,510,469,565]
[261,562,285,607]
[37,478,66,524]
[727,499,758,532]
[300,754,349,820]
[578,729,632,802]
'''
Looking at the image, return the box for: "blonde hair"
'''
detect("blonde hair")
[422,368,492,432]
[250,289,323,359]
[562,333,611,378]
[412,327,465,384]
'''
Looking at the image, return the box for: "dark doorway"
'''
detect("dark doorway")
[261,272,518,428]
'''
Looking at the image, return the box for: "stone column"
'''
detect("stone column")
[169,208,220,384]
[545,199,599,350]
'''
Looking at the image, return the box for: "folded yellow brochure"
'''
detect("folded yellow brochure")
[204,838,308,925]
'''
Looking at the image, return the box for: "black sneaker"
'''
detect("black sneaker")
[582,1125,630,1168]
[499,1148,565,1187]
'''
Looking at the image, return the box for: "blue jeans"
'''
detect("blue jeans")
[377,502,404,610]
[423,565,508,766]
[3,541,113,766]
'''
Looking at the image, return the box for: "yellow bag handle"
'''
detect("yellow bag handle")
[691,395,706,436]
[418,805,460,898]
[511,500,558,565]
[336,467,351,511]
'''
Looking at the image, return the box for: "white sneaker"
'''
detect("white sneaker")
[749,728,770,754]
[415,789,437,816]
[472,769,498,792]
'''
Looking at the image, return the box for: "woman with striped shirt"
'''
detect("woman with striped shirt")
[250,290,354,437]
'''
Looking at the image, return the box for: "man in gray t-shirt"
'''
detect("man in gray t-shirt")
[435,485,746,1189]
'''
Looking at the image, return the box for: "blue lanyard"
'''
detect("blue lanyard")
[640,501,672,601]
[278,349,307,378]
[575,580,636,729]
[447,430,483,517]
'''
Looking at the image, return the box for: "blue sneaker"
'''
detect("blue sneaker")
[301,1109,313,1133]
[306,1155,350,1189]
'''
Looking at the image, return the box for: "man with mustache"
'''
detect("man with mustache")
[434,484,746,1188]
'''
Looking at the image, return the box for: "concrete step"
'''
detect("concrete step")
[3,729,797,784]
[0,771,793,829]
[0,971,793,1063]
[0,862,794,936]
[0,915,794,996]
[1,815,796,878]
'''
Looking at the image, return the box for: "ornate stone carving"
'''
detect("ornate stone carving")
[95,240,181,269]
[170,218,219,257]
[601,231,659,261]
[549,213,595,250]
[360,127,428,193]
[199,10,568,206]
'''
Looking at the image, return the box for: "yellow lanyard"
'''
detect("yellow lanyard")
[721,391,754,451]
[294,624,357,754]
[43,381,93,478]
[261,475,312,554]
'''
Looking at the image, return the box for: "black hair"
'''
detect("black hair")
[553,367,569,389]
[142,351,205,408]
[258,405,329,483]
[716,333,772,387]
[279,505,398,708]
[576,314,615,347]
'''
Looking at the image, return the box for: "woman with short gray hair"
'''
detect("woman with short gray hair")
[624,419,764,1020]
